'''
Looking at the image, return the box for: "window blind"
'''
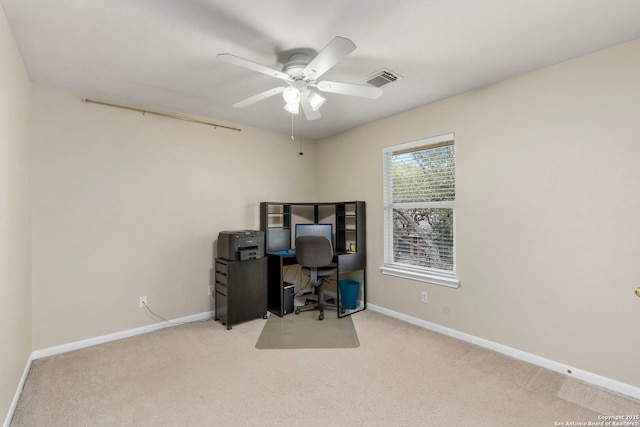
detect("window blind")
[390,144,455,204]
[382,133,458,286]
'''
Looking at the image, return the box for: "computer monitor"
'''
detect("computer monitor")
[295,223,333,248]
[267,229,291,252]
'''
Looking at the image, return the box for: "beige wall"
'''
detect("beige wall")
[31,85,317,349]
[0,5,32,422]
[317,39,640,387]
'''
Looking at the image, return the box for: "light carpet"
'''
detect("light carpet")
[10,310,640,426]
[255,310,359,349]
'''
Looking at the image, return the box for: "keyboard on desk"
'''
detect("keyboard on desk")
[275,250,295,255]
[273,250,352,256]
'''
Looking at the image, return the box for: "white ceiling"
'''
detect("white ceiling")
[2,0,640,140]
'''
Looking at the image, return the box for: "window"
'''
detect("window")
[381,133,459,288]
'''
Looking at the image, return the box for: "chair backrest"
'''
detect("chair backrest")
[295,235,333,268]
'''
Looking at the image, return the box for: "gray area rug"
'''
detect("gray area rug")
[256,310,360,349]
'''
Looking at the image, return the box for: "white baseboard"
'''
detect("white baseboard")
[32,310,215,359]
[5,310,214,426]
[8,304,637,426]
[367,303,640,400]
[3,353,33,427]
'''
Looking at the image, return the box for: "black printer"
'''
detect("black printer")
[217,230,265,261]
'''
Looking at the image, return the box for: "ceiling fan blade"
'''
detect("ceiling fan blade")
[316,81,383,99]
[232,87,286,108]
[300,96,321,120]
[217,53,291,81]
[304,36,356,80]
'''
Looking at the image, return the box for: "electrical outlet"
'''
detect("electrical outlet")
[139,296,147,308]
[421,291,428,303]
[208,285,215,296]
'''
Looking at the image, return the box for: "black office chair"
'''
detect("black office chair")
[294,235,338,320]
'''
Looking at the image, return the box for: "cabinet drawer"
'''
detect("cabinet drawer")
[215,260,228,274]
[215,281,228,296]
[215,271,228,285]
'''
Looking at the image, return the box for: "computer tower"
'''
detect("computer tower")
[283,284,294,315]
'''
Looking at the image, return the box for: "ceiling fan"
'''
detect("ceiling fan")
[217,36,383,120]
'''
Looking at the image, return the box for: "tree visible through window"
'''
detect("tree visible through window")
[382,133,458,287]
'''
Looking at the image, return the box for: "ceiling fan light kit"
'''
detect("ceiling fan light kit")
[305,90,325,110]
[282,86,301,104]
[284,102,299,115]
[218,36,383,121]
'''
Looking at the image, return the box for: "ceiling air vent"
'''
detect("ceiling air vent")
[362,68,402,87]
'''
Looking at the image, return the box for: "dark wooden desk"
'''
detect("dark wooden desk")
[260,201,366,318]
[266,251,365,318]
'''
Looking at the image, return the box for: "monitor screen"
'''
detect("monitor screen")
[267,229,291,252]
[295,223,333,247]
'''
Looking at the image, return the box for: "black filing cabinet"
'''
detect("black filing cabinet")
[214,257,267,330]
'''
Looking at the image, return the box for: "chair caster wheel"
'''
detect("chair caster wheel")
[295,307,300,315]
[318,312,324,321]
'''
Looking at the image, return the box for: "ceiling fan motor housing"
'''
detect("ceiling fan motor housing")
[283,53,312,81]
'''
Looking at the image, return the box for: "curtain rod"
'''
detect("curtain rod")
[83,99,241,132]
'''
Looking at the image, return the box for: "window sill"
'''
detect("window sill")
[380,264,460,288]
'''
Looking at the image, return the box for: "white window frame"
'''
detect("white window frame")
[380,133,460,288]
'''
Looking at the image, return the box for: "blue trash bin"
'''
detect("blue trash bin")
[339,279,360,310]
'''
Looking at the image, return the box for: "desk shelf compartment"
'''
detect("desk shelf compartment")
[260,203,291,253]
[336,202,365,257]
